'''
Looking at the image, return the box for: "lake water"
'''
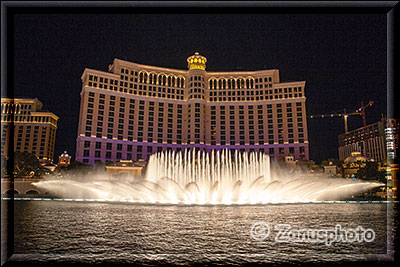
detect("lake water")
[6,200,397,264]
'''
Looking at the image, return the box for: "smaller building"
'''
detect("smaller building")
[41,161,57,172]
[342,151,367,178]
[105,160,145,177]
[284,155,296,166]
[295,159,315,170]
[58,151,72,167]
[323,164,338,176]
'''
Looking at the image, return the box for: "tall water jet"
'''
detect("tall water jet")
[34,150,384,204]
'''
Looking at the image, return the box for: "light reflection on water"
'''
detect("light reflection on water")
[12,200,394,264]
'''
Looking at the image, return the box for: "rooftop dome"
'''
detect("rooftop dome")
[60,151,71,158]
[187,52,207,70]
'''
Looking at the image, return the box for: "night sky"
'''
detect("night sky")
[11,8,389,163]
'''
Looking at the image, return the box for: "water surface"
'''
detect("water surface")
[9,200,396,264]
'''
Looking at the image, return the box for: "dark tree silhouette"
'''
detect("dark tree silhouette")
[357,161,386,184]
[13,151,43,177]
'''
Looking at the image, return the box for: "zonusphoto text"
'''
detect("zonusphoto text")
[250,222,375,246]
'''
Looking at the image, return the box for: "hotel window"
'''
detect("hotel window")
[95,142,101,149]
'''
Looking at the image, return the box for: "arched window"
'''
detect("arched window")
[26,190,39,195]
[223,79,226,89]
[228,79,232,89]
[218,80,222,89]
[172,76,175,87]
[232,79,236,89]
[250,79,254,89]
[209,80,213,89]
[246,79,250,89]
[181,77,184,88]
[163,75,166,86]
[6,189,19,195]
[143,73,148,83]
[139,72,143,83]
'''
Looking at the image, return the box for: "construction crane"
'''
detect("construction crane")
[356,100,374,128]
[308,109,361,134]
[308,100,374,134]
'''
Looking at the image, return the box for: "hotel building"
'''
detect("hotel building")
[1,98,59,161]
[76,52,309,165]
[338,117,399,162]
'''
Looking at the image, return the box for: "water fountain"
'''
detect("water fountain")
[33,150,383,204]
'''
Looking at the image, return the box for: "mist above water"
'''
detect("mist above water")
[34,150,383,204]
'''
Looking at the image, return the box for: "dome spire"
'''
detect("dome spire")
[187,52,207,70]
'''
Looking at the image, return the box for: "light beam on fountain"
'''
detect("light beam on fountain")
[33,150,384,205]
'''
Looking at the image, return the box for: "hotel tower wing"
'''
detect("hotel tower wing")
[76,52,309,165]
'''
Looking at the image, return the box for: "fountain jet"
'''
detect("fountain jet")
[34,150,383,204]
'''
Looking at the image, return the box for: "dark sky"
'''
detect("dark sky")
[11,11,388,163]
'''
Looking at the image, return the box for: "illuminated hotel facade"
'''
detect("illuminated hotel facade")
[1,98,58,161]
[338,118,399,162]
[76,52,309,165]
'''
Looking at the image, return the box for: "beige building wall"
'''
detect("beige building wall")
[1,98,59,161]
[76,53,309,165]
